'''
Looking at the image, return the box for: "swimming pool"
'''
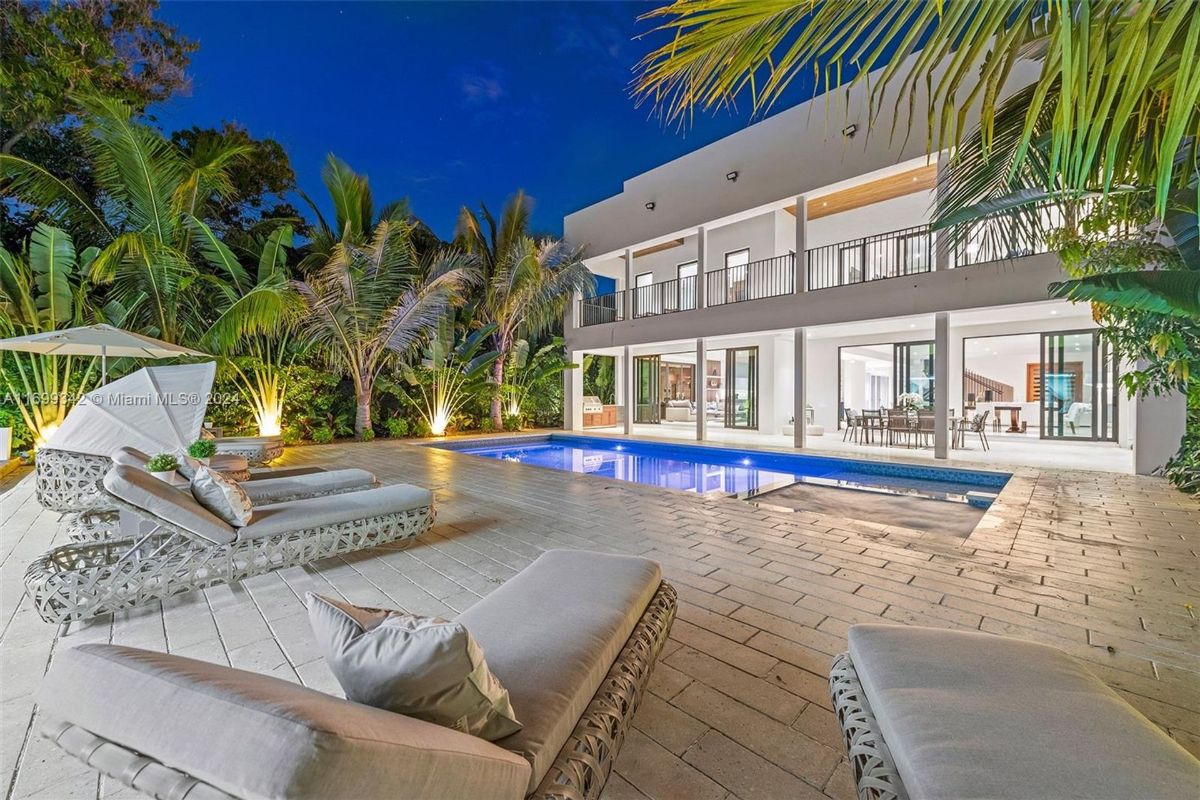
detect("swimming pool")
[433,434,1009,507]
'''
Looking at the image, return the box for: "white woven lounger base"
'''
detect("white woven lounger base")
[829,652,909,800]
[24,504,435,625]
[64,481,382,543]
[39,581,677,800]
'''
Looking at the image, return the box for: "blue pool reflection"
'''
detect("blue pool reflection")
[436,435,1009,503]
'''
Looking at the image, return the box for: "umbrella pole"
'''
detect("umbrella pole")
[101,345,107,385]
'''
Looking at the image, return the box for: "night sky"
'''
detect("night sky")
[150,1,818,240]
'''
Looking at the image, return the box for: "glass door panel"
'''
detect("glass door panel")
[677,261,698,311]
[632,272,654,318]
[839,245,863,284]
[725,249,749,303]
[1040,331,1117,441]
[634,355,660,423]
[724,347,758,429]
[894,342,935,408]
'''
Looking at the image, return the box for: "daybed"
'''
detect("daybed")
[37,549,677,800]
[24,464,434,624]
[830,624,1200,800]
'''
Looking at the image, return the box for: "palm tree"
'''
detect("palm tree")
[634,1,1200,228]
[455,191,593,426]
[0,223,105,446]
[1,96,294,348]
[294,219,476,437]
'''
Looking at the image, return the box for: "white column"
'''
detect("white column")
[565,350,583,431]
[696,226,708,309]
[1135,376,1187,475]
[623,248,634,320]
[794,196,808,293]
[934,153,951,271]
[934,312,950,458]
[695,338,707,441]
[793,328,807,449]
[623,345,634,435]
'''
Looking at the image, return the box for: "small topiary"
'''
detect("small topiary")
[311,426,334,444]
[386,417,410,438]
[359,427,376,442]
[187,439,217,460]
[502,414,522,432]
[146,453,181,473]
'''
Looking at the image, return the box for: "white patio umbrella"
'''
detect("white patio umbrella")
[0,324,209,383]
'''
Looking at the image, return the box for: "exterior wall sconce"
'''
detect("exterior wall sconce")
[842,123,857,138]
[645,202,656,211]
[726,171,739,182]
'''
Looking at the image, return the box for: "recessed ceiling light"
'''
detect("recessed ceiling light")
[726,171,739,182]
[645,201,656,211]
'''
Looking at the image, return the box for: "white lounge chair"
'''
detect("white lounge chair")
[36,550,677,799]
[24,464,434,624]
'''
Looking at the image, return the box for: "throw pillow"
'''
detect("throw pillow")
[306,593,522,741]
[190,466,253,526]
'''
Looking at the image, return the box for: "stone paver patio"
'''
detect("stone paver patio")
[2,438,1197,800]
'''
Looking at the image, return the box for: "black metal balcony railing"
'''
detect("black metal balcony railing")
[578,290,625,327]
[631,275,697,318]
[705,253,795,307]
[806,225,932,290]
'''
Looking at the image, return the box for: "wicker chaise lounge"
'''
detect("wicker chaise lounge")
[37,550,676,800]
[25,464,434,624]
[830,624,1200,800]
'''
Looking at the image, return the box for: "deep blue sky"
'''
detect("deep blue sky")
[150,1,814,240]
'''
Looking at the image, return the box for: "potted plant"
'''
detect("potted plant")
[187,439,217,465]
[897,392,926,411]
[145,453,181,482]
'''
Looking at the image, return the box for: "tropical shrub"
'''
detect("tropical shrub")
[310,426,334,444]
[0,223,105,446]
[187,439,216,459]
[412,418,432,438]
[386,417,409,438]
[503,337,576,419]
[502,414,523,432]
[402,321,499,437]
[479,417,495,433]
[146,453,179,472]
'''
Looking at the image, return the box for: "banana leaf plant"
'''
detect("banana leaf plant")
[502,337,577,419]
[402,321,499,436]
[0,222,110,447]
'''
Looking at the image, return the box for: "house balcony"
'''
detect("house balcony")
[577,216,1057,329]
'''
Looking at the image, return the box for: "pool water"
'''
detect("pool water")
[434,434,1009,508]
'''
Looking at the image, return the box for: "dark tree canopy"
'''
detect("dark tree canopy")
[0,0,197,153]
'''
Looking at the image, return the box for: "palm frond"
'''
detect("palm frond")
[1050,270,1200,317]
[0,155,112,238]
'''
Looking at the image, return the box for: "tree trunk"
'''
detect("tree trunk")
[355,381,372,437]
[491,356,505,427]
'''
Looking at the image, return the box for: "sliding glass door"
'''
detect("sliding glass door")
[724,347,758,429]
[1039,331,1117,441]
[894,341,935,407]
[633,355,660,424]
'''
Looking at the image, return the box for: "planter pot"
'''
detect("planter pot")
[197,457,211,467]
[150,471,175,483]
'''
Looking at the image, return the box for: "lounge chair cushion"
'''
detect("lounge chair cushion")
[111,445,248,480]
[190,466,254,527]
[847,624,1200,800]
[103,465,236,545]
[307,594,521,741]
[235,483,431,541]
[459,549,662,793]
[38,644,532,800]
[240,468,376,503]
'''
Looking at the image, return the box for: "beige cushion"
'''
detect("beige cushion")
[236,483,430,541]
[210,452,249,474]
[103,465,235,545]
[848,624,1200,800]
[240,469,376,503]
[190,466,254,527]
[308,594,521,741]
[459,549,662,792]
[111,446,151,469]
[172,448,206,480]
[38,644,531,800]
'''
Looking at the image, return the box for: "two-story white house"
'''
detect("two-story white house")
[560,76,1186,476]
